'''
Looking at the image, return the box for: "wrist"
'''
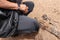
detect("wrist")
[17,3,20,10]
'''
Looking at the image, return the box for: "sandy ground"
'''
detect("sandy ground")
[0,0,60,40]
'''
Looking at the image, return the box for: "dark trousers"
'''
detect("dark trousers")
[0,1,39,37]
[14,1,39,35]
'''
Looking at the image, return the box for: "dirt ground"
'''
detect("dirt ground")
[0,0,60,40]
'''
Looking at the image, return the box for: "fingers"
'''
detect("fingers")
[24,6,28,13]
[24,9,28,13]
[20,4,28,14]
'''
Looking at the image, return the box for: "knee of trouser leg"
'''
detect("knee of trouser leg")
[33,19,40,32]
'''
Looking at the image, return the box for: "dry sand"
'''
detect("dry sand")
[0,0,60,40]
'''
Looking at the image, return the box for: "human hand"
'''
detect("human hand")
[20,4,28,14]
